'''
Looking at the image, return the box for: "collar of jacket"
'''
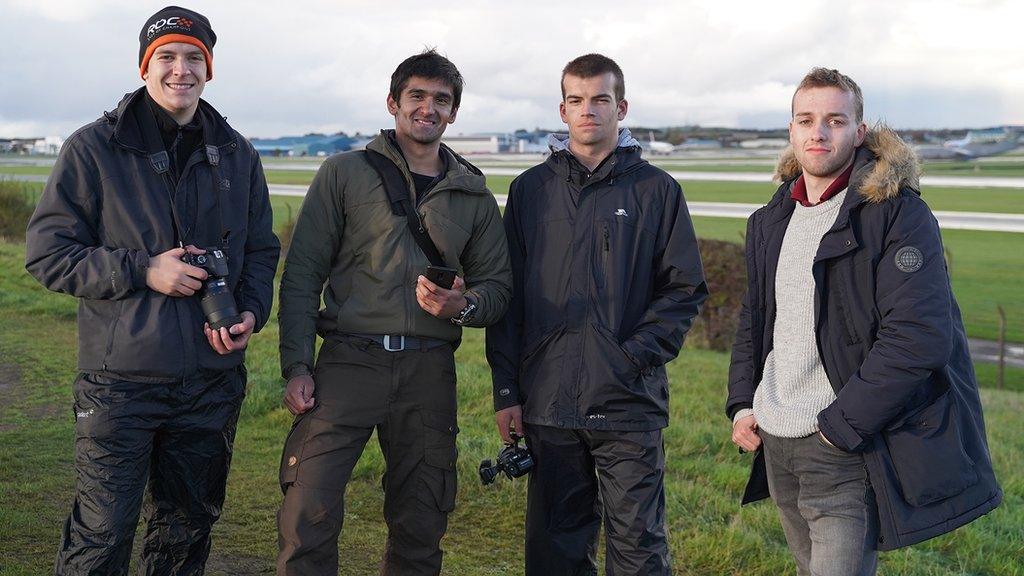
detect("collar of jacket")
[545,129,647,186]
[367,129,489,196]
[105,86,238,158]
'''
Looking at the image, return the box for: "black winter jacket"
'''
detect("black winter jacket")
[487,134,707,430]
[25,88,280,381]
[727,127,1001,550]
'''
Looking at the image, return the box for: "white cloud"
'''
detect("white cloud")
[2,0,1023,138]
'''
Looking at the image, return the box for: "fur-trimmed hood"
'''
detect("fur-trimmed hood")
[773,124,921,203]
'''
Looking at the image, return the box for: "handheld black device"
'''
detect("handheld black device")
[425,265,457,289]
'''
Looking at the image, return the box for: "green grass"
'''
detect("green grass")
[1,236,1022,574]
[0,165,52,176]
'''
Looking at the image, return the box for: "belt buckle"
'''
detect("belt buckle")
[383,334,405,352]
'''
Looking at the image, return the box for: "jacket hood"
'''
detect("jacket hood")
[546,127,642,153]
[105,86,237,154]
[368,129,489,195]
[773,124,921,203]
[545,128,647,184]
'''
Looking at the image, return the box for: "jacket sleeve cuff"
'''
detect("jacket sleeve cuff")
[817,405,868,452]
[282,362,311,381]
[240,301,267,334]
[493,382,521,411]
[130,250,151,290]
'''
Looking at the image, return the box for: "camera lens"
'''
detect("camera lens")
[201,278,241,330]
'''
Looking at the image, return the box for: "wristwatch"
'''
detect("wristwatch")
[451,295,478,326]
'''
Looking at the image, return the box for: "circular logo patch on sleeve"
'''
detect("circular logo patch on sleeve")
[894,246,924,273]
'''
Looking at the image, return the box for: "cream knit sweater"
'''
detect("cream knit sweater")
[745,189,847,438]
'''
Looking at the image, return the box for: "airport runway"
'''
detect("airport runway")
[969,338,1024,369]
[266,185,1024,233]
[478,167,1024,189]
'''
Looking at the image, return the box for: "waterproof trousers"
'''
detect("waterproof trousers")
[524,425,671,576]
[55,367,246,576]
[276,336,459,576]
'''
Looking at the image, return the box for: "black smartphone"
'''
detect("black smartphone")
[425,265,457,289]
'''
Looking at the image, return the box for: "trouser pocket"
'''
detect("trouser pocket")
[420,409,459,512]
[279,404,322,492]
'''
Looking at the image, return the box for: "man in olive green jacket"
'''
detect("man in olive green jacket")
[275,50,511,575]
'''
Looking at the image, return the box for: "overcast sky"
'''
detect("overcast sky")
[2,0,1022,139]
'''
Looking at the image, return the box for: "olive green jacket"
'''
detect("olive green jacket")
[279,131,512,378]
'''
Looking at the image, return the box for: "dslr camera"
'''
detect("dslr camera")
[182,248,241,330]
[479,433,535,485]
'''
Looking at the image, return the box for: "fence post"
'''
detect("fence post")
[996,305,1006,390]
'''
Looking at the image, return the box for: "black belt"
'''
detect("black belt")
[346,333,450,352]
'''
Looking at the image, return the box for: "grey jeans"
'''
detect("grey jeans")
[761,431,879,576]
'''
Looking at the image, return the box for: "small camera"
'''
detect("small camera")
[182,248,241,330]
[479,433,535,485]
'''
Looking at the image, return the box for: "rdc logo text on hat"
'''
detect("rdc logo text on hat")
[147,16,193,39]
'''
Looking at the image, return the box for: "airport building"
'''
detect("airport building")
[442,133,515,154]
[250,134,356,157]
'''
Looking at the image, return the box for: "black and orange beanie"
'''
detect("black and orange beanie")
[138,6,216,80]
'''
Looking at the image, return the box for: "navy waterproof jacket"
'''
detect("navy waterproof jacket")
[726,127,1001,550]
[487,132,708,431]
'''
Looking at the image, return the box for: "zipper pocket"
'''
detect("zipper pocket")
[598,223,610,289]
[101,300,126,370]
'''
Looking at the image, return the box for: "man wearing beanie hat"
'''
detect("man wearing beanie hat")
[25,6,279,574]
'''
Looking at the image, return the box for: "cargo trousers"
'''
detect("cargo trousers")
[276,335,459,576]
[55,366,246,576]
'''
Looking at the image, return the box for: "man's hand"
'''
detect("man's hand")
[819,430,839,450]
[284,374,316,415]
[416,274,467,319]
[205,311,256,355]
[496,404,524,444]
[732,414,761,453]
[146,245,208,297]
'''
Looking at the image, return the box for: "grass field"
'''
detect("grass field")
[0,165,52,176]
[0,238,1021,575]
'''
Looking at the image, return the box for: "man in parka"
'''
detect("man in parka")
[486,53,708,575]
[24,6,280,573]
[728,68,1001,575]
[275,50,511,575]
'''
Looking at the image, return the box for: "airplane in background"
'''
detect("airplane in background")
[641,131,676,155]
[915,127,1021,160]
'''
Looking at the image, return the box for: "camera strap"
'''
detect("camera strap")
[205,144,230,249]
[138,101,190,247]
[364,148,447,267]
[138,99,228,249]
